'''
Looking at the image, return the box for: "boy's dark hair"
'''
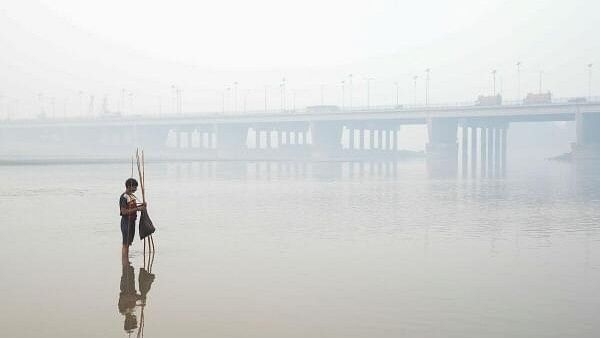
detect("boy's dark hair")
[125,178,138,188]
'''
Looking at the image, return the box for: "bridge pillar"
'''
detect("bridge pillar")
[427,118,458,177]
[471,127,477,175]
[309,121,343,159]
[279,131,286,146]
[216,124,248,159]
[388,129,398,151]
[359,129,365,150]
[370,130,376,150]
[266,130,273,149]
[480,128,487,177]
[500,125,508,176]
[572,112,600,159]
[477,124,508,177]
[461,127,468,176]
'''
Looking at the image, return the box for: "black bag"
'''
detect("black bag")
[138,209,155,239]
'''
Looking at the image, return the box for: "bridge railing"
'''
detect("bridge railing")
[4,96,600,123]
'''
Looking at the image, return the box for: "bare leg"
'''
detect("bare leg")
[149,235,155,252]
[148,250,155,273]
[122,245,129,260]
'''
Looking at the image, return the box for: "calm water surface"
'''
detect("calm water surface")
[1,158,599,338]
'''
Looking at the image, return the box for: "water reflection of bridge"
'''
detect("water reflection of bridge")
[1,99,600,173]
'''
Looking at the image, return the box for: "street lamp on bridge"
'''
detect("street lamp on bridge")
[491,69,497,96]
[340,80,345,110]
[516,62,521,101]
[348,74,353,111]
[425,68,430,106]
[364,77,374,110]
[233,81,239,113]
[588,63,593,100]
[413,75,418,106]
[394,81,399,107]
[280,77,286,112]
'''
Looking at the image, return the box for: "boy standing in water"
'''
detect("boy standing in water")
[119,178,146,258]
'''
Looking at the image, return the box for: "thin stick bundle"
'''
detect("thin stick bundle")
[136,149,156,253]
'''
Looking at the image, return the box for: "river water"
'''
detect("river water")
[1,156,599,338]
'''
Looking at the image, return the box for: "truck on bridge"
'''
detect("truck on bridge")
[524,92,552,104]
[476,94,502,106]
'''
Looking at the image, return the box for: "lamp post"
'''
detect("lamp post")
[516,62,521,101]
[425,68,430,105]
[292,90,296,111]
[244,90,249,113]
[394,81,399,106]
[170,85,176,114]
[264,85,268,112]
[491,69,497,96]
[121,88,127,114]
[413,76,418,106]
[129,91,134,114]
[341,80,345,110]
[233,81,238,113]
[280,77,286,112]
[38,93,44,117]
[365,77,374,110]
[588,63,593,100]
[78,91,83,117]
[222,86,231,114]
[348,74,353,111]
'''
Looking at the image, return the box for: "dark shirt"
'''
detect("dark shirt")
[119,193,138,221]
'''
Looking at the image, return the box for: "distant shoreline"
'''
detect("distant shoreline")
[0,151,425,166]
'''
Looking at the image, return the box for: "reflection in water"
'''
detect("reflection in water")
[118,261,138,334]
[118,253,156,337]
[163,160,425,181]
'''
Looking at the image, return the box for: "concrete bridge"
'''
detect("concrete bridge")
[1,98,600,174]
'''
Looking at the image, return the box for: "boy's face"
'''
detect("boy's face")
[126,185,138,194]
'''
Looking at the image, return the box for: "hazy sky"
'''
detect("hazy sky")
[0,0,598,117]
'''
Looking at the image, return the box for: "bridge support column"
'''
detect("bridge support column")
[426,118,458,177]
[486,127,493,176]
[136,126,170,152]
[494,127,502,176]
[470,127,478,176]
[359,129,365,150]
[266,130,273,149]
[461,127,468,175]
[480,128,487,177]
[310,121,343,159]
[370,130,376,150]
[572,112,600,160]
[501,127,508,174]
[254,129,260,149]
[216,124,248,159]
[280,131,286,145]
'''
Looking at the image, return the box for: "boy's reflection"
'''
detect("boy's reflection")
[118,261,139,333]
[118,254,156,337]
